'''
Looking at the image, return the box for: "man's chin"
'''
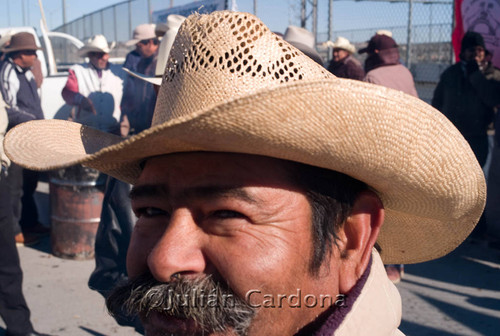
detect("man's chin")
[140,311,204,336]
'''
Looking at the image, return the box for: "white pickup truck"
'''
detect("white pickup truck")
[1,23,124,120]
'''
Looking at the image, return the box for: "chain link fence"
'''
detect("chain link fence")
[54,0,454,102]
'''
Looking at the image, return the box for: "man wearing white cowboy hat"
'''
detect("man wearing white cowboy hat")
[61,34,125,134]
[326,36,365,81]
[123,15,186,88]
[121,23,160,137]
[87,16,184,333]
[5,11,485,336]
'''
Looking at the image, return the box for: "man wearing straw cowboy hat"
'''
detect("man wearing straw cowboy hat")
[62,34,125,134]
[5,11,485,336]
[326,36,365,81]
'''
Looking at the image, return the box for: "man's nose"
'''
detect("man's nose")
[147,209,206,282]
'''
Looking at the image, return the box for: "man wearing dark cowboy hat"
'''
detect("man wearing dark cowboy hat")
[5,12,485,336]
[0,33,49,336]
[0,32,48,247]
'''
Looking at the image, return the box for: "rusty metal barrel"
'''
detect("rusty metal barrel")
[49,165,104,260]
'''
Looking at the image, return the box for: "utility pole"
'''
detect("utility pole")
[253,0,257,16]
[406,0,413,67]
[62,0,67,32]
[300,0,306,28]
[312,0,317,44]
[22,0,26,26]
[170,0,174,8]
[328,0,333,60]
[148,0,152,23]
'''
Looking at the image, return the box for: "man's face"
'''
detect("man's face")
[332,48,350,62]
[126,152,343,336]
[88,51,109,69]
[462,45,485,63]
[136,38,159,58]
[14,50,37,69]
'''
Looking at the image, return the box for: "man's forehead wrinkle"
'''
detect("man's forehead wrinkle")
[179,185,262,205]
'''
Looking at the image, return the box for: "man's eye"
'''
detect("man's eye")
[211,210,245,219]
[136,207,167,218]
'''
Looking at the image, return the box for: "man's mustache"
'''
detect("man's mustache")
[106,272,256,335]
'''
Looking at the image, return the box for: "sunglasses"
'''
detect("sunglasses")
[88,52,107,58]
[138,38,159,46]
[20,50,37,56]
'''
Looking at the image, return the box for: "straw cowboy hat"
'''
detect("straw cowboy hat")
[126,23,157,46]
[283,25,323,65]
[78,34,115,57]
[124,15,186,86]
[1,32,41,53]
[5,11,485,264]
[331,36,356,54]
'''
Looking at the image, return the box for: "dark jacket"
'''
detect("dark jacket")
[0,58,43,129]
[120,53,157,135]
[432,62,500,139]
[327,55,365,81]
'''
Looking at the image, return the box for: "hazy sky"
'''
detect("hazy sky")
[0,0,453,43]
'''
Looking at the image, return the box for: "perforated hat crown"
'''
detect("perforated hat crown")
[154,12,330,124]
[5,11,486,264]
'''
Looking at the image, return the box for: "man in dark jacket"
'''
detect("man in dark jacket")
[0,32,48,246]
[432,31,500,167]
[121,24,159,136]
[326,36,364,80]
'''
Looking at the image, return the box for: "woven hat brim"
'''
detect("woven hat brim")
[5,78,485,264]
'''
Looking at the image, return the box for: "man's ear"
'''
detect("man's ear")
[337,190,384,293]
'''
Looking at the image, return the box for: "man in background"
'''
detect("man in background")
[0,32,47,246]
[432,31,500,168]
[360,32,418,97]
[62,34,125,134]
[121,24,159,136]
[433,31,500,239]
[326,36,364,80]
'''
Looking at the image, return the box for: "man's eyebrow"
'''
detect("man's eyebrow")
[129,184,168,200]
[129,184,261,205]
[182,186,261,205]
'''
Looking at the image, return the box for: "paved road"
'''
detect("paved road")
[0,186,499,335]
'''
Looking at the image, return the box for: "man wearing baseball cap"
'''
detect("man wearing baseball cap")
[359,32,418,97]
[5,12,485,336]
